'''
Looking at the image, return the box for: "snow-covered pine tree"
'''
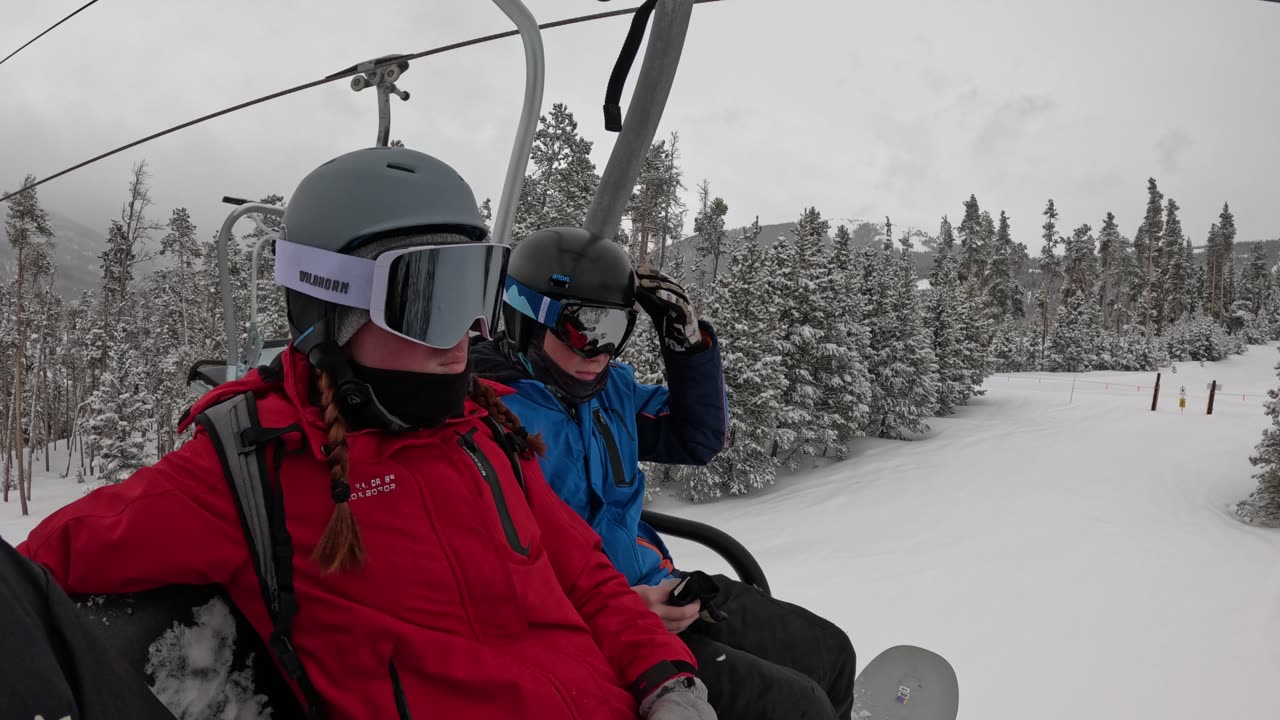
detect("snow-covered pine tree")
[83,163,162,477]
[1207,203,1237,322]
[1240,243,1271,319]
[989,321,1037,372]
[511,103,600,243]
[1133,178,1165,331]
[625,136,686,267]
[927,216,974,415]
[85,334,149,485]
[1097,211,1121,329]
[670,234,787,500]
[151,207,205,455]
[975,210,996,292]
[1035,199,1063,368]
[692,180,730,293]
[956,194,985,285]
[21,239,58,498]
[814,223,872,450]
[655,133,688,269]
[768,207,855,463]
[1183,238,1201,319]
[1236,349,1280,526]
[1265,271,1280,342]
[1112,225,1141,333]
[1155,198,1189,331]
[1238,246,1274,343]
[986,210,1024,322]
[1048,291,1103,372]
[1047,224,1101,371]
[3,174,54,513]
[859,221,939,439]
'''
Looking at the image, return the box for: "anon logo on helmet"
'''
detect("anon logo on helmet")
[550,273,571,287]
[298,270,350,295]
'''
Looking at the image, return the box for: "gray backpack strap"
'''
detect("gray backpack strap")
[193,392,326,718]
[195,393,277,609]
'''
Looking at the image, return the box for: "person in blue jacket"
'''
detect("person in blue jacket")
[473,227,856,720]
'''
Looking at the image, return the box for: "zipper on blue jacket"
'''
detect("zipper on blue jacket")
[457,430,530,556]
[592,408,632,488]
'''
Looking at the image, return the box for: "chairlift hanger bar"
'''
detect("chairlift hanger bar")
[0,0,722,206]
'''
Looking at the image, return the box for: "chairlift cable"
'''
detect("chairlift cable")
[1,0,721,205]
[0,0,103,68]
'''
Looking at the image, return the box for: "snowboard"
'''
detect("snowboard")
[850,645,958,720]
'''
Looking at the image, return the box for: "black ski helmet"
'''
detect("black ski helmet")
[280,146,489,349]
[502,227,636,354]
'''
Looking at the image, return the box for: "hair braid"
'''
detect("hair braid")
[469,379,546,457]
[312,368,365,573]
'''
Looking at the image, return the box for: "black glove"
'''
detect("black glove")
[634,264,705,353]
[667,571,728,624]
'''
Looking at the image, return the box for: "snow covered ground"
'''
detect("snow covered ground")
[651,344,1280,720]
[5,345,1280,719]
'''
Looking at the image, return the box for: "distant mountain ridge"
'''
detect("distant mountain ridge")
[1,210,163,298]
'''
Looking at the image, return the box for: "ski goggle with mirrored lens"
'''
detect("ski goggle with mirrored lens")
[503,276,637,359]
[275,238,509,349]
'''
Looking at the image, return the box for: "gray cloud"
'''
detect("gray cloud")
[1157,130,1194,174]
[972,95,1058,159]
[0,0,1277,267]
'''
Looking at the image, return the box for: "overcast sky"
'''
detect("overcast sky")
[3,0,1278,252]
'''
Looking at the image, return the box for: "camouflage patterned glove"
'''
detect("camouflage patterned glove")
[634,263,705,353]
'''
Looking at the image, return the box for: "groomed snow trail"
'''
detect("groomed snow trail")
[650,344,1280,720]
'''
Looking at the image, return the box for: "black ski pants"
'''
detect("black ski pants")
[0,539,176,720]
[679,573,856,720]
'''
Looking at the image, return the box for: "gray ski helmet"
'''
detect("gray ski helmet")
[502,226,636,353]
[280,146,489,345]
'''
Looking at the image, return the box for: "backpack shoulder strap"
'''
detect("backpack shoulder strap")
[194,391,326,719]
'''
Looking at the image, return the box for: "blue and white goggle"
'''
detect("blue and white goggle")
[503,276,637,359]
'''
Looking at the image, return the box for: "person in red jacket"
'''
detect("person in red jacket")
[5,146,716,720]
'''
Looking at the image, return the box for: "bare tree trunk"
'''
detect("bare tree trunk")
[42,280,52,473]
[25,413,36,501]
[3,380,12,504]
[13,245,29,516]
[43,368,51,473]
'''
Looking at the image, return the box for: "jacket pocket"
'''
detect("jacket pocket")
[457,428,530,556]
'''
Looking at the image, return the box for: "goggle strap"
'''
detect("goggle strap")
[503,276,564,328]
[275,239,375,310]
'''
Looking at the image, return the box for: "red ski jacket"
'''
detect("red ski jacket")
[18,348,696,719]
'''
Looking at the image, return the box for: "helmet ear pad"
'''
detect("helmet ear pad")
[501,302,534,354]
[286,288,336,345]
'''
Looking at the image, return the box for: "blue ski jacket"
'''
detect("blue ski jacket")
[472,323,728,587]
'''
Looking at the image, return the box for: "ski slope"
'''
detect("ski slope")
[4,346,1280,719]
[650,344,1280,720]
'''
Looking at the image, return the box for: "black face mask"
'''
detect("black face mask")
[343,360,471,431]
[526,335,610,406]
